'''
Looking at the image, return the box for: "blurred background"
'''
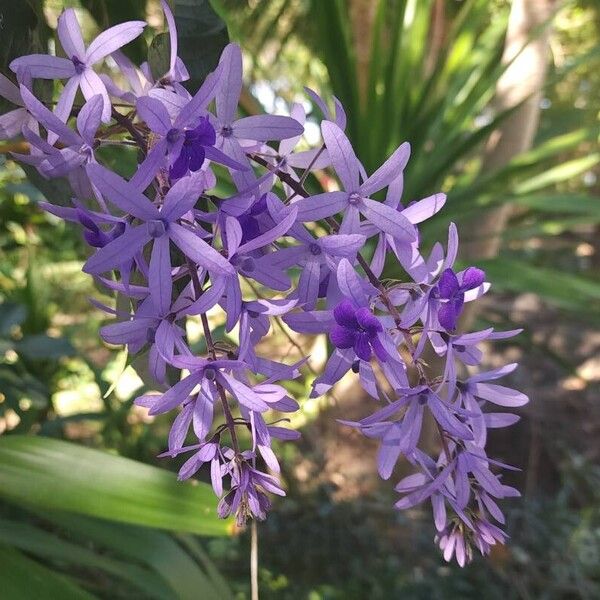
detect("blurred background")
[0,0,599,598]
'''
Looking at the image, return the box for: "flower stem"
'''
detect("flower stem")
[185,258,241,455]
[251,520,259,600]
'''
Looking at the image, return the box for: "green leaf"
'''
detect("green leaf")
[0,436,231,536]
[19,163,73,207]
[511,194,600,218]
[148,32,172,82]
[0,544,96,600]
[0,302,27,336]
[15,333,75,359]
[514,154,600,194]
[40,512,232,600]
[473,258,600,316]
[0,518,172,600]
[173,0,230,92]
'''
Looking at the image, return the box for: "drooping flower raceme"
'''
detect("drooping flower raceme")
[2,3,529,566]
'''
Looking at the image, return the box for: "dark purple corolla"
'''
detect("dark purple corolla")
[330,299,388,362]
[436,267,486,330]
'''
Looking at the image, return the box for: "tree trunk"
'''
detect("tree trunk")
[463,0,556,260]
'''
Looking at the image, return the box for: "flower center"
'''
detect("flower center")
[221,125,233,138]
[309,243,321,256]
[348,192,361,205]
[240,256,255,272]
[147,219,168,238]
[71,56,86,74]
[80,143,93,160]
[204,367,216,381]
[166,128,180,144]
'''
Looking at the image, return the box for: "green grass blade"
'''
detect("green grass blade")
[0,544,97,600]
[0,435,231,536]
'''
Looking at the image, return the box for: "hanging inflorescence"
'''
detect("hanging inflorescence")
[0,1,528,566]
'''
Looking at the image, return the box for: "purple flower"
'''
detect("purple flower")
[0,74,37,139]
[83,163,234,315]
[217,450,285,526]
[329,299,388,362]
[436,267,486,330]
[294,121,415,242]
[19,86,102,178]
[169,117,215,179]
[136,64,248,178]
[3,19,529,559]
[10,9,146,122]
[212,44,304,190]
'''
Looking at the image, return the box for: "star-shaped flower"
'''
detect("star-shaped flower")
[10,9,146,122]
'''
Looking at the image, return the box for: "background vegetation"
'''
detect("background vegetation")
[0,0,599,598]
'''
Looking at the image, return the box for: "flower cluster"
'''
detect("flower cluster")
[1,2,528,564]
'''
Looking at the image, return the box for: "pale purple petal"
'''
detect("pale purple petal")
[161,170,206,221]
[0,108,31,138]
[474,383,529,407]
[224,216,242,258]
[283,310,334,334]
[287,148,331,170]
[148,372,203,415]
[360,198,416,242]
[83,225,149,274]
[249,257,291,291]
[76,94,103,144]
[136,96,171,135]
[154,320,177,363]
[10,55,75,79]
[85,21,147,65]
[19,85,80,145]
[216,43,243,123]
[233,115,303,141]
[336,258,375,306]
[428,394,473,439]
[311,349,353,397]
[294,191,348,222]
[401,193,446,224]
[86,163,159,220]
[319,233,365,258]
[204,146,248,170]
[220,373,269,411]
[360,142,410,198]
[149,88,187,119]
[79,69,111,122]
[193,393,214,441]
[169,223,235,275]
[174,63,223,128]
[468,363,518,383]
[168,402,194,452]
[52,76,81,140]
[484,413,521,428]
[296,258,321,311]
[57,9,85,59]
[181,277,226,316]
[321,120,360,192]
[100,318,153,346]
[378,423,403,480]
[130,143,166,190]
[149,236,172,315]
[395,462,455,510]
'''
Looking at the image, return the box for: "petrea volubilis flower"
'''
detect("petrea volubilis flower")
[3,8,529,566]
[10,9,146,122]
